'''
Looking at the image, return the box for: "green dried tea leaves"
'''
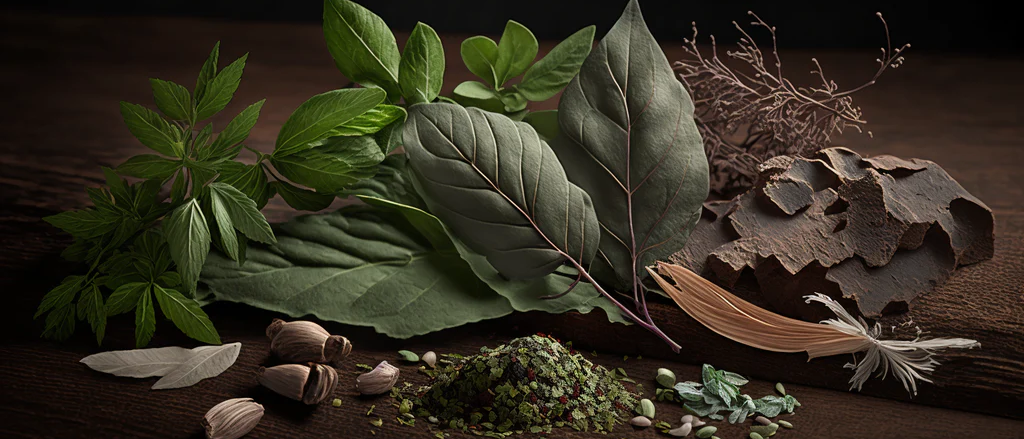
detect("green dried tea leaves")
[670,364,800,423]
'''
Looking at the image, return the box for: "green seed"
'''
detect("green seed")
[331,398,342,407]
[750,433,765,439]
[775,382,786,396]
[637,398,656,418]
[696,426,717,438]
[751,424,779,437]
[398,350,419,362]
[778,420,793,429]
[656,368,677,388]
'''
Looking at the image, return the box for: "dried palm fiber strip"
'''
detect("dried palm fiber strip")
[647,261,980,395]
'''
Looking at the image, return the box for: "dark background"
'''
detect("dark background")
[9,0,1020,54]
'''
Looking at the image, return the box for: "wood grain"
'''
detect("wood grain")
[1,12,1022,438]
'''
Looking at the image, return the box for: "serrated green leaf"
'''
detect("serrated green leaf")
[330,104,406,137]
[106,281,149,316]
[194,123,214,153]
[195,42,220,100]
[272,136,383,194]
[116,154,182,179]
[452,81,503,113]
[77,283,107,345]
[216,161,271,209]
[209,182,275,244]
[209,99,265,156]
[274,88,386,157]
[150,78,193,121]
[399,22,444,104]
[272,180,335,211]
[200,205,513,338]
[42,305,76,341]
[36,275,85,318]
[157,271,182,287]
[518,26,595,101]
[170,169,188,203]
[165,199,211,295]
[135,287,156,347]
[196,54,247,120]
[209,186,240,261]
[522,110,559,141]
[323,0,401,99]
[120,102,183,157]
[493,20,537,86]
[43,209,120,239]
[153,284,221,344]
[460,36,499,87]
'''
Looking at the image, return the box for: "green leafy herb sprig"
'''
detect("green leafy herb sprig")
[666,365,800,423]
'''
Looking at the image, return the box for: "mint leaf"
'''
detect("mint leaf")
[323,0,401,99]
[153,284,220,344]
[116,154,182,179]
[164,199,212,295]
[493,21,538,86]
[209,186,240,261]
[157,271,182,287]
[271,136,383,194]
[106,282,149,316]
[135,287,156,347]
[722,371,749,386]
[460,36,499,87]
[452,81,503,113]
[35,275,84,318]
[44,208,120,239]
[209,182,275,244]
[170,169,188,203]
[150,78,193,121]
[522,110,559,141]
[330,104,406,137]
[77,283,107,345]
[42,305,76,341]
[194,123,214,153]
[216,162,272,209]
[399,22,444,104]
[209,99,265,156]
[517,26,595,101]
[196,53,247,121]
[272,180,335,211]
[120,102,184,157]
[195,42,220,100]
[274,88,386,157]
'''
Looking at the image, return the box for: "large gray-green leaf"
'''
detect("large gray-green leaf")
[200,206,514,338]
[323,0,401,99]
[342,154,423,208]
[554,0,709,291]
[518,26,596,101]
[399,22,445,104]
[274,88,386,157]
[271,136,384,194]
[403,103,599,280]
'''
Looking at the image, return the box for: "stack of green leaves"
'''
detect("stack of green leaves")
[408,335,639,436]
[659,365,800,423]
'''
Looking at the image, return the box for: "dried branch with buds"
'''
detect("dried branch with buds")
[674,12,909,195]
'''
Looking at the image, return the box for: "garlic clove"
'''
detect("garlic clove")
[422,351,437,368]
[266,319,352,365]
[323,335,353,365]
[302,363,339,405]
[355,361,400,395]
[257,363,338,405]
[202,397,264,439]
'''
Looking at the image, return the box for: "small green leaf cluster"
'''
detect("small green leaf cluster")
[454,22,595,118]
[665,365,800,423]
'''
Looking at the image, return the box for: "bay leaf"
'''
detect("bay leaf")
[80,346,193,378]
[151,342,241,390]
[554,0,709,291]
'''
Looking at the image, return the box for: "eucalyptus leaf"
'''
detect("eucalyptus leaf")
[274,88,386,157]
[271,136,384,194]
[518,26,595,101]
[460,36,499,87]
[554,0,709,291]
[323,0,401,99]
[164,199,211,295]
[403,103,599,279]
[151,342,241,389]
[150,79,193,121]
[399,22,445,104]
[493,20,538,86]
[200,206,514,338]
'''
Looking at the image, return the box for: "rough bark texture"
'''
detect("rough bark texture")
[675,147,995,320]
[1,13,1022,439]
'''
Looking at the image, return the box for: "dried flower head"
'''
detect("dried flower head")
[202,397,264,439]
[266,319,352,365]
[674,12,909,195]
[257,363,339,405]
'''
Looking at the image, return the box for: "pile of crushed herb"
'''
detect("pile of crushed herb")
[405,334,639,436]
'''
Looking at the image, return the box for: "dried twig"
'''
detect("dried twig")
[674,12,909,195]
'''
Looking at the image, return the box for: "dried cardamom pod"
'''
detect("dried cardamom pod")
[202,397,264,439]
[355,361,399,395]
[266,319,352,365]
[257,363,339,405]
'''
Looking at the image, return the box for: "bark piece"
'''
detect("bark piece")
[674,147,994,318]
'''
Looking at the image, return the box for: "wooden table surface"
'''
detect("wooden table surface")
[1,12,1022,439]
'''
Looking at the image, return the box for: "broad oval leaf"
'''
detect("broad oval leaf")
[271,136,384,194]
[151,342,241,389]
[165,199,212,295]
[323,0,401,99]
[403,103,599,279]
[460,36,499,87]
[451,81,504,114]
[493,20,538,86]
[274,88,386,157]
[518,25,596,102]
[554,0,709,290]
[81,346,193,378]
[399,22,445,104]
